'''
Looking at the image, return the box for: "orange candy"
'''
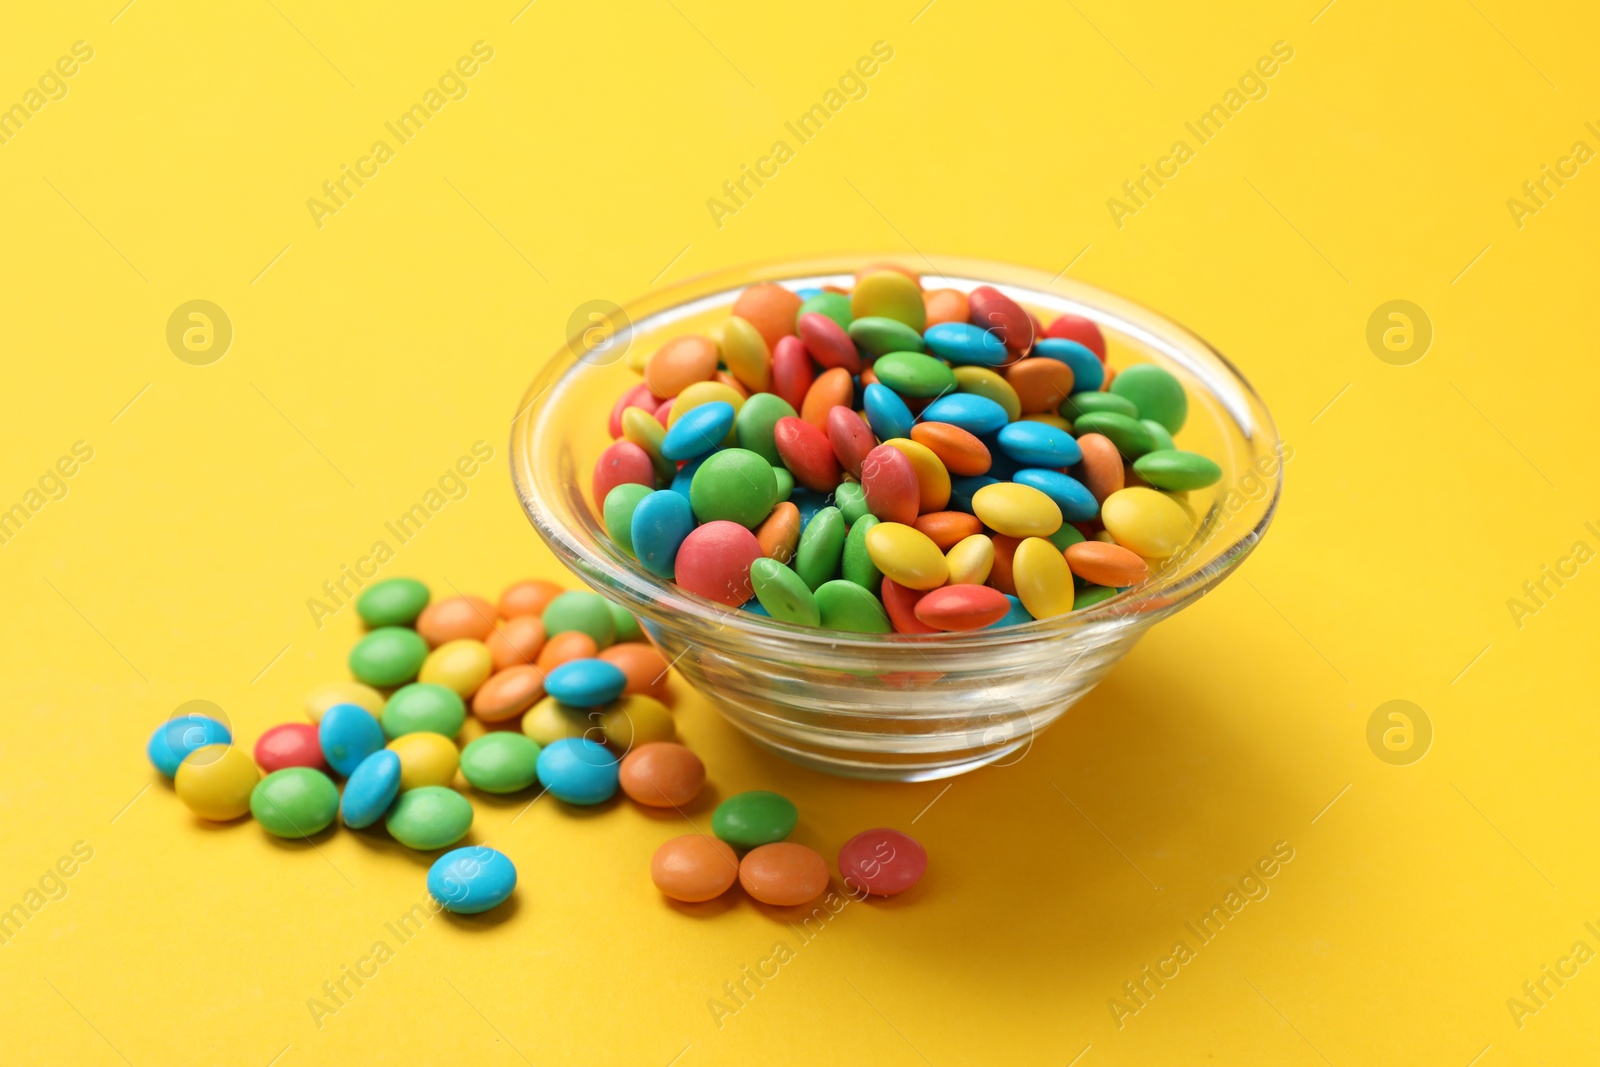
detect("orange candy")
[598,642,672,702]
[1076,433,1125,503]
[471,664,546,722]
[923,288,969,327]
[731,284,802,350]
[644,335,718,399]
[910,422,991,476]
[713,370,751,398]
[756,501,801,564]
[1065,541,1150,587]
[1006,358,1075,414]
[652,835,740,903]
[988,534,1022,596]
[498,579,564,619]
[486,615,546,670]
[619,742,705,807]
[535,631,599,672]
[416,595,496,647]
[912,511,982,551]
[738,842,830,906]
[800,367,853,427]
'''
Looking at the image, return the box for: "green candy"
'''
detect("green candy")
[689,448,777,528]
[1142,419,1176,452]
[712,790,798,848]
[794,506,846,591]
[1111,364,1188,432]
[873,351,957,398]
[1134,449,1222,490]
[835,482,870,525]
[1072,412,1157,458]
[749,558,821,626]
[381,683,466,739]
[607,601,643,643]
[385,786,473,850]
[603,483,653,556]
[542,591,617,647]
[356,578,430,628]
[1059,391,1139,422]
[1047,522,1086,551]
[848,316,925,356]
[251,768,339,838]
[841,515,882,589]
[771,465,794,505]
[797,291,851,331]
[459,733,542,793]
[734,393,798,465]
[348,627,429,688]
[815,579,891,633]
[1074,585,1119,610]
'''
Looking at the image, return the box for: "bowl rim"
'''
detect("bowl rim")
[510,253,1283,653]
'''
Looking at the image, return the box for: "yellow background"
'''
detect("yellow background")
[3,0,1597,1063]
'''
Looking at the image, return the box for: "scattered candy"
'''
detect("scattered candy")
[652,835,740,903]
[148,714,232,778]
[253,723,327,773]
[318,703,386,777]
[459,733,542,794]
[251,767,339,838]
[356,577,431,628]
[838,828,927,896]
[381,683,466,739]
[712,791,798,849]
[386,785,473,850]
[739,842,829,906]
[535,738,620,805]
[304,680,384,723]
[544,658,628,708]
[428,846,518,914]
[348,627,429,687]
[175,745,259,821]
[341,750,401,829]
[619,743,705,808]
[388,731,460,790]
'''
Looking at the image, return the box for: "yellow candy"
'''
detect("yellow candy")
[851,271,925,330]
[388,731,460,790]
[305,680,385,723]
[598,694,675,751]
[946,533,995,586]
[523,695,597,745]
[418,639,493,698]
[719,316,772,393]
[1101,487,1195,559]
[971,483,1062,538]
[1019,413,1072,431]
[174,744,260,821]
[622,405,675,481]
[1013,537,1075,620]
[882,438,951,513]
[953,366,1021,423]
[667,380,745,426]
[864,522,949,591]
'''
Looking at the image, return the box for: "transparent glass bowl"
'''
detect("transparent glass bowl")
[511,256,1282,781]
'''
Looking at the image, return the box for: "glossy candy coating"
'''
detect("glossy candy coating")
[536,738,620,805]
[459,733,542,793]
[597,694,675,750]
[914,584,1011,631]
[251,766,338,837]
[254,723,327,774]
[620,743,705,807]
[1065,541,1150,586]
[713,791,799,848]
[1013,537,1076,619]
[544,658,628,708]
[739,843,830,906]
[498,579,565,619]
[838,828,927,896]
[148,714,232,777]
[750,557,822,625]
[386,785,473,850]
[174,744,259,821]
[652,835,740,902]
[971,483,1062,538]
[382,683,466,739]
[816,579,891,633]
[418,639,493,699]
[542,591,618,646]
[319,703,387,777]
[348,627,429,687]
[1101,488,1194,558]
[689,449,778,527]
[428,846,518,914]
[340,750,401,829]
[675,521,762,606]
[356,578,430,628]
[388,731,460,789]
[632,490,696,579]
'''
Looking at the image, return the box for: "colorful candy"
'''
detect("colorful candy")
[174,744,259,821]
[459,733,542,793]
[739,842,829,906]
[838,828,927,896]
[148,714,232,777]
[712,791,798,849]
[253,723,327,773]
[619,743,705,807]
[382,683,466,739]
[340,750,402,829]
[348,627,428,687]
[319,703,386,777]
[535,738,619,805]
[652,835,740,902]
[251,767,339,837]
[428,846,518,914]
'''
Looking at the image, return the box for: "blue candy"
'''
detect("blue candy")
[921,394,1008,436]
[863,383,915,441]
[948,475,1000,514]
[428,846,518,914]
[544,658,627,707]
[997,422,1083,468]
[986,594,1034,629]
[1013,469,1099,522]
[340,749,400,828]
[147,713,232,777]
[923,322,1008,366]
[631,489,696,578]
[319,703,386,777]
[742,599,770,616]
[791,488,832,531]
[669,455,708,498]
[661,401,735,461]
[1033,338,1105,392]
[535,738,619,805]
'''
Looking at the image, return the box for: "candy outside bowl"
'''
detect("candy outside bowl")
[511,255,1283,781]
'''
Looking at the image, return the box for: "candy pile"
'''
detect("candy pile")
[150,576,927,913]
[594,265,1223,632]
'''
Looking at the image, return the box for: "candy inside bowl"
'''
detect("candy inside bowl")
[512,255,1282,781]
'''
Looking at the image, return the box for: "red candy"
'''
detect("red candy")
[968,285,1034,359]
[773,416,842,492]
[609,382,654,438]
[771,336,814,412]
[880,578,937,635]
[593,440,655,507]
[254,723,328,773]
[1044,311,1107,360]
[913,584,1010,631]
[826,406,875,478]
[839,828,927,897]
[674,521,762,606]
[797,311,861,374]
[860,444,919,526]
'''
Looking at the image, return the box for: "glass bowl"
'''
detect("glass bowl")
[511,255,1282,781]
